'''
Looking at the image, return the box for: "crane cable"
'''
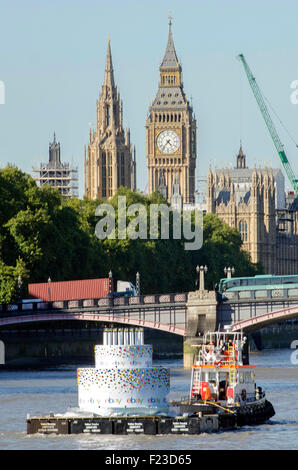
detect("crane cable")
[259,85,298,149]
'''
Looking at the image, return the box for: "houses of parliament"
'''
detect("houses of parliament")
[81,17,298,276]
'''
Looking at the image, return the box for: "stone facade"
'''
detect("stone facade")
[84,39,136,200]
[184,290,217,368]
[206,146,298,274]
[146,18,196,204]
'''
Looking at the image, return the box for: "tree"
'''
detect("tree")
[0,167,262,303]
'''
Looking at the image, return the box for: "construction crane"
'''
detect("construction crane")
[237,53,298,195]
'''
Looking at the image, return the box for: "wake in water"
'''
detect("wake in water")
[55,405,181,418]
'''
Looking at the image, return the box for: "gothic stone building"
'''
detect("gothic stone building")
[206,146,298,275]
[84,39,136,200]
[146,18,197,204]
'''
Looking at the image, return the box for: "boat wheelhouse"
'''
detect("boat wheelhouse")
[190,331,263,407]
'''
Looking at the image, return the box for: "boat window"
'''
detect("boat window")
[282,276,298,284]
[250,371,255,382]
[225,280,239,290]
[288,288,298,297]
[239,372,244,383]
[206,372,217,382]
[219,372,228,383]
[232,280,240,288]
[240,279,248,286]
[255,290,267,298]
[245,372,251,383]
[238,291,251,299]
[225,291,238,300]
[272,289,283,298]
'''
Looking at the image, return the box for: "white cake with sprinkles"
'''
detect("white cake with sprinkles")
[77,328,170,416]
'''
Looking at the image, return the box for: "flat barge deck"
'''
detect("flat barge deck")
[27,404,274,435]
[26,397,275,435]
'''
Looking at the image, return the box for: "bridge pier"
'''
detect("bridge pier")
[184,290,217,368]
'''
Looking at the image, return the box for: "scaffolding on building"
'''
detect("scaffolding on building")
[32,162,78,197]
[32,133,78,198]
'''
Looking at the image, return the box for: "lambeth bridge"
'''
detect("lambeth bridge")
[1,280,298,367]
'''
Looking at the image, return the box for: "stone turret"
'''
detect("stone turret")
[84,38,136,199]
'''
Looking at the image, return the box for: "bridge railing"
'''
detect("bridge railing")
[0,292,188,314]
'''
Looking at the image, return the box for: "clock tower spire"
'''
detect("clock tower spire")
[146,17,197,204]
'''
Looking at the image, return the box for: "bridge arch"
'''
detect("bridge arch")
[232,305,298,332]
[0,312,186,336]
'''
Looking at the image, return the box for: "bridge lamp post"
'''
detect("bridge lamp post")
[224,266,235,279]
[109,270,113,293]
[108,270,114,307]
[136,272,140,296]
[17,275,22,303]
[48,277,51,302]
[196,265,208,291]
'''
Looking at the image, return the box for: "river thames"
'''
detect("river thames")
[0,348,297,450]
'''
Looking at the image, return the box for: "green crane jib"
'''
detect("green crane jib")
[237,53,298,194]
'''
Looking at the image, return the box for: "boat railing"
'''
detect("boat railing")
[194,347,243,366]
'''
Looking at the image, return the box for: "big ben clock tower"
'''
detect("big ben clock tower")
[146,16,197,204]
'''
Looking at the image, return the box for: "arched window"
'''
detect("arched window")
[239,220,248,242]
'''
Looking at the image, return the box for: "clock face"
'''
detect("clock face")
[156,130,180,154]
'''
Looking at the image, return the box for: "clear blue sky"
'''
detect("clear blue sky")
[0,0,298,198]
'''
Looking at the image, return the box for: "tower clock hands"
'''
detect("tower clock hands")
[156,130,180,154]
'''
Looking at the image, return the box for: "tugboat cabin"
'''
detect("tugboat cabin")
[190,332,260,407]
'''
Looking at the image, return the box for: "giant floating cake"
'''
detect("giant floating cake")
[77,328,170,416]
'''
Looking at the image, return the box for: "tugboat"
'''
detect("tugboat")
[26,328,275,435]
[176,331,275,426]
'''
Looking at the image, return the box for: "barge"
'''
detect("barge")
[26,328,275,435]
